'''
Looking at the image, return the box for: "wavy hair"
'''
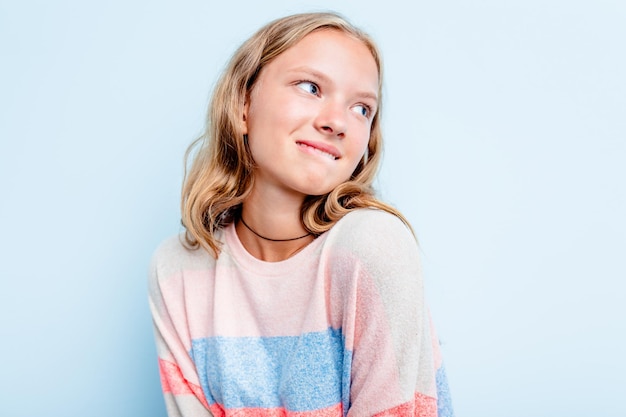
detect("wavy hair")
[182,11,411,257]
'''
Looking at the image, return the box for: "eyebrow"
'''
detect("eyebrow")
[288,66,379,102]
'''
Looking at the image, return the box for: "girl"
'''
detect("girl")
[149,11,454,417]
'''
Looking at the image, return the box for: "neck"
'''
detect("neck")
[236,186,313,262]
[239,216,311,242]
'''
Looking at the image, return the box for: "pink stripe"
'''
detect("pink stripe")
[208,403,342,417]
[159,359,209,408]
[160,357,436,416]
[208,394,435,417]
[372,392,438,417]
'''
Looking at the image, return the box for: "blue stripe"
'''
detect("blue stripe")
[436,365,455,417]
[190,327,350,411]
[341,348,352,417]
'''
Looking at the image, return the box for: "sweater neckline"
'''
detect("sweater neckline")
[223,221,328,276]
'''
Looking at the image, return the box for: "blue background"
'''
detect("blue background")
[1,0,624,416]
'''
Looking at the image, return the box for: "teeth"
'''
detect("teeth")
[300,143,337,160]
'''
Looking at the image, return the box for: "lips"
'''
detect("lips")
[296,140,341,160]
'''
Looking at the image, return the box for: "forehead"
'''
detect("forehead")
[261,29,379,93]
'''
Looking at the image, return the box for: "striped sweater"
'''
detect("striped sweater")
[149,209,454,416]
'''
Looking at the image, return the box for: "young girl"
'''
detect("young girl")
[149,12,453,417]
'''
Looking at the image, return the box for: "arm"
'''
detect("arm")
[148,239,214,417]
[329,210,454,416]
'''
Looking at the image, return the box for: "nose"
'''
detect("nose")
[315,100,347,138]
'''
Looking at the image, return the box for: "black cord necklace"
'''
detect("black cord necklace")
[239,217,312,242]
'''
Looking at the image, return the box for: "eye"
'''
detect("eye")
[352,104,371,118]
[296,81,319,96]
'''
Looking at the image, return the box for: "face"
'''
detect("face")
[242,29,379,200]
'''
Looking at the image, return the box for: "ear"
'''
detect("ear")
[241,98,249,135]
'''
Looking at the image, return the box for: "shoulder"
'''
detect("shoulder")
[148,233,217,287]
[335,207,410,231]
[329,208,415,251]
[321,211,423,316]
[324,208,420,271]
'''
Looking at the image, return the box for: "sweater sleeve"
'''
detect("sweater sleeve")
[148,237,214,417]
[328,210,454,417]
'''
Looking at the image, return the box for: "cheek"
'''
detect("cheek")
[345,136,370,175]
[352,125,372,155]
[248,96,308,136]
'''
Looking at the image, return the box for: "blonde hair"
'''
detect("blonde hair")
[182,11,411,257]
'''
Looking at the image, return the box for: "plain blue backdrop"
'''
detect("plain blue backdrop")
[1,0,624,416]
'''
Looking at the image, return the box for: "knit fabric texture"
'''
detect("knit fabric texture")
[149,208,454,417]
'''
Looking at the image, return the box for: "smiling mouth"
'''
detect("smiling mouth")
[296,141,339,160]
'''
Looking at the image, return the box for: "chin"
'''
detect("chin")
[299,182,345,198]
[294,173,353,198]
